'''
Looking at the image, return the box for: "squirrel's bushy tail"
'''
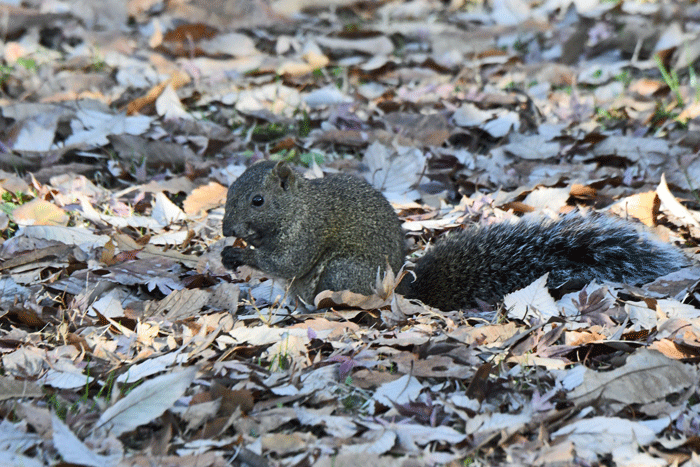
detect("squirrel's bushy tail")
[404,213,688,310]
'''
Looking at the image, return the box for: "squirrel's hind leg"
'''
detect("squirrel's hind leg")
[314,257,384,298]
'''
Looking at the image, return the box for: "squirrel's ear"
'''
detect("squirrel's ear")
[273,161,295,191]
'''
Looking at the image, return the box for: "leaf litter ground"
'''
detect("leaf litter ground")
[0,1,700,466]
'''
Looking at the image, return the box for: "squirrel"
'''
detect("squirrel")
[221,160,406,305]
[221,160,688,311]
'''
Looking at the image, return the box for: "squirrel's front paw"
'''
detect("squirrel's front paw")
[221,246,245,270]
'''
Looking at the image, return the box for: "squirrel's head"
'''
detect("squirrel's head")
[222,160,301,246]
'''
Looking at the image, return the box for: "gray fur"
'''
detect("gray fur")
[221,160,406,303]
[222,161,688,310]
[405,214,688,310]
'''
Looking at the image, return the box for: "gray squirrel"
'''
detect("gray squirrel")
[221,160,688,310]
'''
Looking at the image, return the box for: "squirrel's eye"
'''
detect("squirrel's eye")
[251,195,264,207]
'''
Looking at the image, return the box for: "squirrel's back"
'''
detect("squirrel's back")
[403,214,688,310]
[308,173,405,261]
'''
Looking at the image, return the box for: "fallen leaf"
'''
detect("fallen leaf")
[504,273,558,321]
[52,413,123,467]
[611,191,660,226]
[0,376,43,401]
[567,348,697,407]
[95,367,197,436]
[182,182,228,215]
[11,199,69,226]
[551,416,668,462]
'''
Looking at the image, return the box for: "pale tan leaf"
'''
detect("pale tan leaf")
[448,322,519,345]
[314,288,388,310]
[52,413,122,467]
[207,282,240,312]
[371,374,423,407]
[339,433,397,456]
[521,187,570,212]
[504,273,558,321]
[568,348,697,406]
[116,352,182,384]
[657,173,700,228]
[465,411,531,436]
[611,191,660,227]
[198,32,257,57]
[0,376,43,401]
[359,418,466,450]
[181,399,221,432]
[502,134,559,160]
[11,199,68,226]
[260,433,316,454]
[295,408,358,438]
[315,34,394,55]
[95,367,197,436]
[42,370,94,389]
[288,318,360,339]
[15,225,110,248]
[148,288,210,321]
[551,416,668,462]
[152,192,186,226]
[155,84,190,120]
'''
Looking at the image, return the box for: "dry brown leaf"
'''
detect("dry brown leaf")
[260,433,316,454]
[629,78,664,97]
[391,353,473,378]
[125,70,192,115]
[157,23,218,56]
[207,282,240,312]
[610,191,660,226]
[147,288,211,320]
[0,376,43,401]
[315,289,389,310]
[448,322,520,345]
[649,339,699,359]
[183,182,228,215]
[351,369,403,389]
[569,183,597,200]
[211,383,255,414]
[568,348,697,407]
[288,318,360,339]
[14,403,52,437]
[182,398,221,433]
[0,244,75,271]
[465,362,492,402]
